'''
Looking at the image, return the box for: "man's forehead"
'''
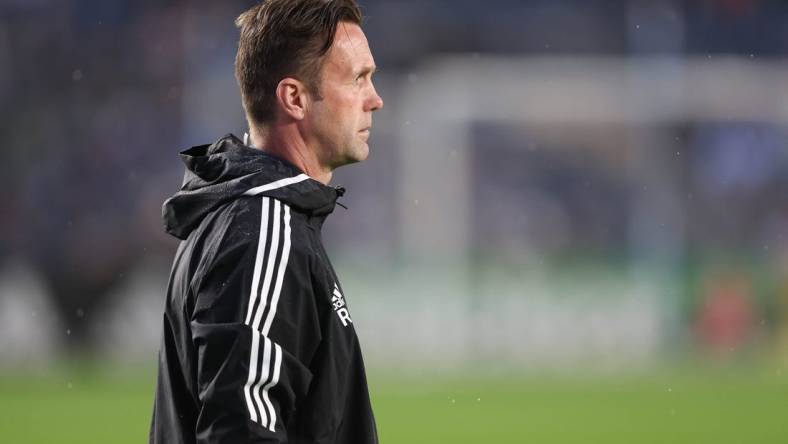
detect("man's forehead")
[334,22,368,50]
[329,22,375,69]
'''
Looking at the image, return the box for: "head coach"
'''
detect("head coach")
[149,0,384,442]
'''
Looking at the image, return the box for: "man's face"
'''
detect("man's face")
[304,22,383,169]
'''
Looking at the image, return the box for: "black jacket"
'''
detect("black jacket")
[150,134,377,444]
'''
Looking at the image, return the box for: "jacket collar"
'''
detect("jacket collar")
[163,134,344,239]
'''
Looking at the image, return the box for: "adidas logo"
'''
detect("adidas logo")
[331,284,353,327]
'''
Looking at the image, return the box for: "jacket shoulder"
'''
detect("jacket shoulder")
[187,196,322,310]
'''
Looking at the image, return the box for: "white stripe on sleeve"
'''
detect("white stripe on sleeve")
[262,343,283,432]
[251,199,281,331]
[253,336,272,427]
[245,197,270,325]
[244,331,261,423]
[262,204,291,336]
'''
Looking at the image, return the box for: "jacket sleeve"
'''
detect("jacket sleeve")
[189,199,320,443]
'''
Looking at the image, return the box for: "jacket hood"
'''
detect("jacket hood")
[163,134,344,240]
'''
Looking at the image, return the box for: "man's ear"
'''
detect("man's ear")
[275,77,308,120]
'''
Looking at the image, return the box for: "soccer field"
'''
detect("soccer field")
[2,365,786,443]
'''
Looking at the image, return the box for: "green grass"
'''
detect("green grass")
[372,368,788,444]
[1,365,787,443]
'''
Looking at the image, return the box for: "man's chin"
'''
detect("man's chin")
[356,143,370,161]
[348,143,370,163]
[332,149,368,169]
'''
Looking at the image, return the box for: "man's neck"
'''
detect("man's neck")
[249,125,333,185]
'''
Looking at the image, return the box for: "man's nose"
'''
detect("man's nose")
[367,85,383,111]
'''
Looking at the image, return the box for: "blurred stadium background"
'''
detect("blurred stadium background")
[2,0,788,442]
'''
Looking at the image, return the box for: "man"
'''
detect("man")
[149,1,383,442]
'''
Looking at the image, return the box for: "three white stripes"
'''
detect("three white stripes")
[243,196,291,432]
